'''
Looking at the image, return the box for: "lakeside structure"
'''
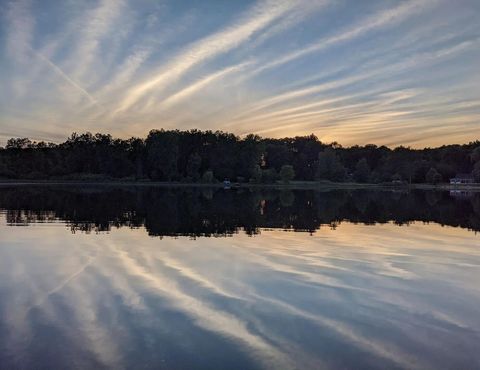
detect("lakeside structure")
[450,174,476,185]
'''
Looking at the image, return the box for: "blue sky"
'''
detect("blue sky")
[0,0,479,147]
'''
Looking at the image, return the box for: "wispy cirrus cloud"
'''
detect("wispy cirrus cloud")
[4,0,34,63]
[65,0,127,82]
[114,0,311,113]
[0,0,479,147]
[240,0,439,81]
[158,62,253,111]
[33,50,99,106]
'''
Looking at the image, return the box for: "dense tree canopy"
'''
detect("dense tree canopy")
[0,129,478,184]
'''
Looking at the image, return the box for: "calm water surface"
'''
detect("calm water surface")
[0,186,479,369]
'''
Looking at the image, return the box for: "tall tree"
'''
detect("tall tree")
[316,148,346,181]
[146,130,179,181]
[354,158,371,183]
[279,165,295,183]
[186,152,202,181]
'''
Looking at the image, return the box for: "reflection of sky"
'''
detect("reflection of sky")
[0,220,479,369]
[1,1,479,147]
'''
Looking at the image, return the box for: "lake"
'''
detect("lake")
[0,186,479,369]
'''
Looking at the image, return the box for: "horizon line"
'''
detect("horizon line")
[2,128,479,151]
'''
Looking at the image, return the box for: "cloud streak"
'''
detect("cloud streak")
[115,0,303,113]
[0,0,479,147]
[33,50,100,106]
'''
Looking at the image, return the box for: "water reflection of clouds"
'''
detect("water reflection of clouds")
[0,221,479,369]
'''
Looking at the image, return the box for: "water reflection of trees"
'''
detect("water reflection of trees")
[1,187,479,236]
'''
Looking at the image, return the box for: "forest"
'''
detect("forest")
[0,129,479,184]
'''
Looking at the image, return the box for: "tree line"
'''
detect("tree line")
[2,187,479,235]
[0,129,479,184]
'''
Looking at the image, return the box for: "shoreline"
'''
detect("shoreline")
[0,179,479,191]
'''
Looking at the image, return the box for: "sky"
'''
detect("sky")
[0,0,479,148]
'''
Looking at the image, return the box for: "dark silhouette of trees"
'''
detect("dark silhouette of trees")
[146,130,179,180]
[1,186,479,235]
[472,146,480,182]
[202,170,215,183]
[0,129,478,184]
[279,165,295,183]
[186,152,202,181]
[354,158,371,183]
[426,168,442,184]
[473,163,480,183]
[6,138,34,149]
[316,148,346,181]
[261,168,279,183]
[251,165,262,183]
